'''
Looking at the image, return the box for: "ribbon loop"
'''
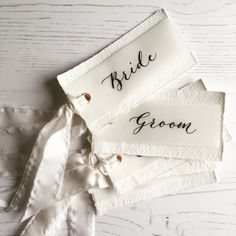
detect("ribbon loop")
[93,153,122,176]
[70,151,122,178]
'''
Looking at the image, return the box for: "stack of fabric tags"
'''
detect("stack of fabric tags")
[0,8,231,236]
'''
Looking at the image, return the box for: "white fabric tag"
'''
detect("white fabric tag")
[106,156,214,194]
[90,81,228,215]
[90,80,220,199]
[57,9,196,133]
[91,171,216,215]
[92,90,225,161]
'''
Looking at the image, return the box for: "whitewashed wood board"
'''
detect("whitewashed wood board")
[0,0,236,236]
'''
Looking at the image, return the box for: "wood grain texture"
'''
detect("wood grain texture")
[0,0,236,235]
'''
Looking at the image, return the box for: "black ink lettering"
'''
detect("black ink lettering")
[177,122,197,134]
[129,112,197,135]
[129,112,151,135]
[101,50,157,91]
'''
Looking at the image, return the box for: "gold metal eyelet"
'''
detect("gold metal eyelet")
[82,93,91,102]
[116,155,122,162]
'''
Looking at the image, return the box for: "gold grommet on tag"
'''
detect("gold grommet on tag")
[82,93,91,102]
[116,155,122,162]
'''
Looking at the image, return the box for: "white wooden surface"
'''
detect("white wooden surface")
[0,0,236,235]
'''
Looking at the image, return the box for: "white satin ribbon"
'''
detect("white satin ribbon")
[19,192,94,236]
[8,104,74,214]
[5,98,121,235]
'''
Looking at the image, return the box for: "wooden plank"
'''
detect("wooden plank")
[0,0,236,235]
